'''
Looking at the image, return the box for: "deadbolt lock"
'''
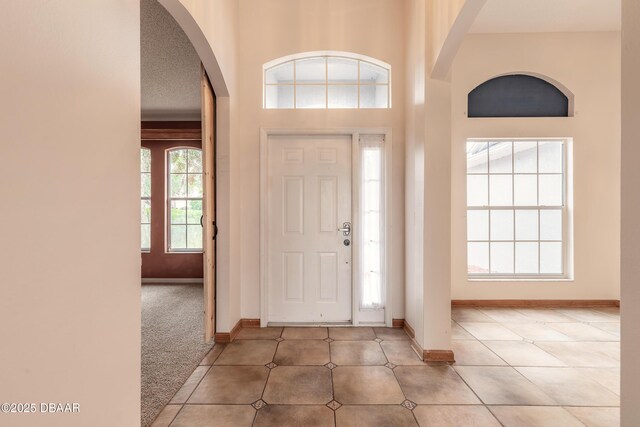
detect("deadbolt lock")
[344,239,350,246]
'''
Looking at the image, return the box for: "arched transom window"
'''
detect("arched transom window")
[264,52,391,109]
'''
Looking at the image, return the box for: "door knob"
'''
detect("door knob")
[338,222,351,236]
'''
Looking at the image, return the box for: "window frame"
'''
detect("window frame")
[263,51,392,110]
[466,138,570,280]
[165,147,204,254]
[141,147,151,253]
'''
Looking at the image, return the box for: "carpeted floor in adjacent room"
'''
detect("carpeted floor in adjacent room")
[141,283,214,427]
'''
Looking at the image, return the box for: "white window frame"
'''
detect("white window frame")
[263,51,392,110]
[466,138,570,280]
[141,147,151,253]
[166,147,204,253]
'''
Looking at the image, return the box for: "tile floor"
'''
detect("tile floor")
[151,307,620,426]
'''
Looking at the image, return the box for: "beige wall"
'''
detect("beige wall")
[0,1,141,426]
[451,32,621,300]
[236,0,407,321]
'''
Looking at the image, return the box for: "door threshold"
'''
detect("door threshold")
[268,321,352,327]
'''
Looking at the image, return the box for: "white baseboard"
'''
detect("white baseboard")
[141,278,204,284]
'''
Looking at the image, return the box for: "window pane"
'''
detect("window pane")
[187,174,203,198]
[513,141,537,173]
[540,242,562,274]
[141,224,151,250]
[516,242,538,274]
[188,149,202,173]
[489,141,512,173]
[141,199,151,224]
[514,175,537,206]
[467,175,488,206]
[141,173,151,198]
[539,174,563,206]
[363,147,382,179]
[141,149,151,173]
[468,242,489,273]
[170,225,187,249]
[364,181,381,212]
[187,225,203,249]
[540,209,562,240]
[515,210,538,240]
[491,242,514,274]
[467,210,488,241]
[187,200,203,225]
[169,150,187,173]
[266,85,294,109]
[296,85,326,109]
[359,85,388,108]
[265,61,294,84]
[328,85,358,109]
[360,61,388,84]
[170,200,187,224]
[539,141,563,173]
[489,175,513,206]
[364,211,381,242]
[170,174,187,197]
[467,142,489,173]
[490,210,514,241]
[295,57,325,83]
[327,57,358,83]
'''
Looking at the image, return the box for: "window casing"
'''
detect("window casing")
[167,148,203,252]
[264,53,391,109]
[466,139,568,278]
[141,148,151,252]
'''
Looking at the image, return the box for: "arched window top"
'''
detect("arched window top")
[468,74,572,118]
[264,51,391,109]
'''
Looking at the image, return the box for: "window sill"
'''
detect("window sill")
[165,251,204,255]
[468,278,574,283]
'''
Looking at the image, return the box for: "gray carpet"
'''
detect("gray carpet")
[141,284,213,427]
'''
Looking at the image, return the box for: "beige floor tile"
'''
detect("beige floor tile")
[273,340,330,365]
[329,327,376,340]
[458,322,523,341]
[413,405,501,427]
[565,407,620,427]
[516,367,620,406]
[330,341,388,365]
[556,308,619,323]
[451,341,507,366]
[214,340,278,365]
[515,308,576,323]
[200,344,226,365]
[535,342,620,367]
[170,366,209,404]
[452,308,495,322]
[395,365,480,404]
[479,308,533,323]
[452,321,476,340]
[453,366,555,405]
[236,327,283,340]
[547,322,619,341]
[253,405,334,427]
[501,322,572,341]
[281,327,328,340]
[489,406,584,427]
[335,405,418,426]
[273,340,330,366]
[188,366,269,404]
[170,405,255,427]
[373,327,410,341]
[333,366,405,404]
[590,322,620,336]
[380,341,425,365]
[575,367,620,395]
[482,341,565,367]
[150,404,181,427]
[262,366,332,404]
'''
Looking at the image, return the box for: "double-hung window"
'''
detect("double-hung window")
[141,148,151,251]
[167,148,203,252]
[466,139,567,278]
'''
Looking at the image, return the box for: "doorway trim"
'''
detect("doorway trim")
[259,128,393,328]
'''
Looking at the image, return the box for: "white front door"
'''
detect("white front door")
[267,135,352,323]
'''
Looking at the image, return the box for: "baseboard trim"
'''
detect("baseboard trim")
[141,278,204,284]
[402,321,415,339]
[424,350,456,364]
[452,299,620,308]
[392,318,405,329]
[214,318,260,342]
[241,319,260,328]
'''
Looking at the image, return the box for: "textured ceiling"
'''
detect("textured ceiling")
[470,0,621,34]
[141,0,201,121]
